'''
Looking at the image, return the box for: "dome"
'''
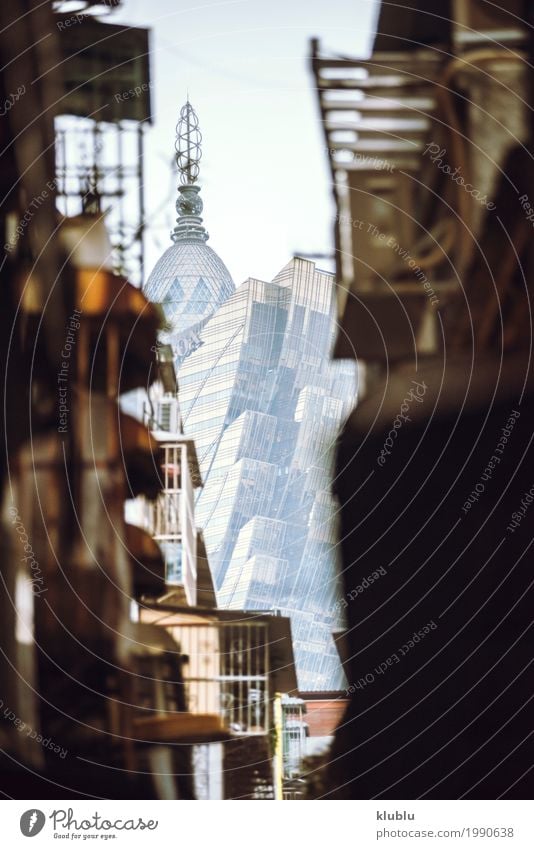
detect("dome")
[145,239,235,337]
[144,102,235,349]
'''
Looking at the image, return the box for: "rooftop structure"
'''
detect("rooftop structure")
[144,102,235,363]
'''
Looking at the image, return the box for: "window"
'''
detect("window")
[184,277,211,315]
[163,541,183,585]
[162,277,185,318]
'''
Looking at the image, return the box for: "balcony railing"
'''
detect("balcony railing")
[168,621,270,735]
[148,491,181,539]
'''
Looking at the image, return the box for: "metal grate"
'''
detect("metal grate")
[168,621,270,734]
[55,118,145,286]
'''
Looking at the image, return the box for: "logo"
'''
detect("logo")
[20,809,46,837]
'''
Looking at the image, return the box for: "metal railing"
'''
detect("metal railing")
[148,491,181,539]
[142,439,197,602]
[166,621,270,734]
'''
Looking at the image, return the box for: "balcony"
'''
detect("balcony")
[138,438,198,603]
[166,621,270,735]
[136,606,298,743]
[148,491,181,540]
[311,14,529,365]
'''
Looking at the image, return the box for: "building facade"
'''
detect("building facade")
[312,2,534,799]
[178,257,357,690]
[144,101,356,691]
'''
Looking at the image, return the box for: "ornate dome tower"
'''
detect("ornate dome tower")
[144,101,235,363]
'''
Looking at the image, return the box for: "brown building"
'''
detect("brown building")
[301,692,348,740]
[0,1,298,801]
[312,0,534,799]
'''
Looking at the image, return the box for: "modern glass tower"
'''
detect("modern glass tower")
[144,102,235,364]
[145,102,356,689]
[178,257,356,690]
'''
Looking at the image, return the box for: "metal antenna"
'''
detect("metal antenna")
[175,100,202,186]
[171,101,208,242]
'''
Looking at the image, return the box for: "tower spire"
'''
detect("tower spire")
[171,101,209,243]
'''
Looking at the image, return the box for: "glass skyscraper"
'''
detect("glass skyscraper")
[144,103,356,689]
[178,258,356,690]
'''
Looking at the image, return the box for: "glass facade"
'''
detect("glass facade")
[144,240,235,364]
[178,257,357,690]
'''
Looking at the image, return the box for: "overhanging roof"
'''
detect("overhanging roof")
[139,601,298,695]
[57,17,152,123]
[373,1,451,52]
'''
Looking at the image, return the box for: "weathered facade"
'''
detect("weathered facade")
[312,0,534,798]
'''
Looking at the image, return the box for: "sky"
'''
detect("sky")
[110,0,379,288]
